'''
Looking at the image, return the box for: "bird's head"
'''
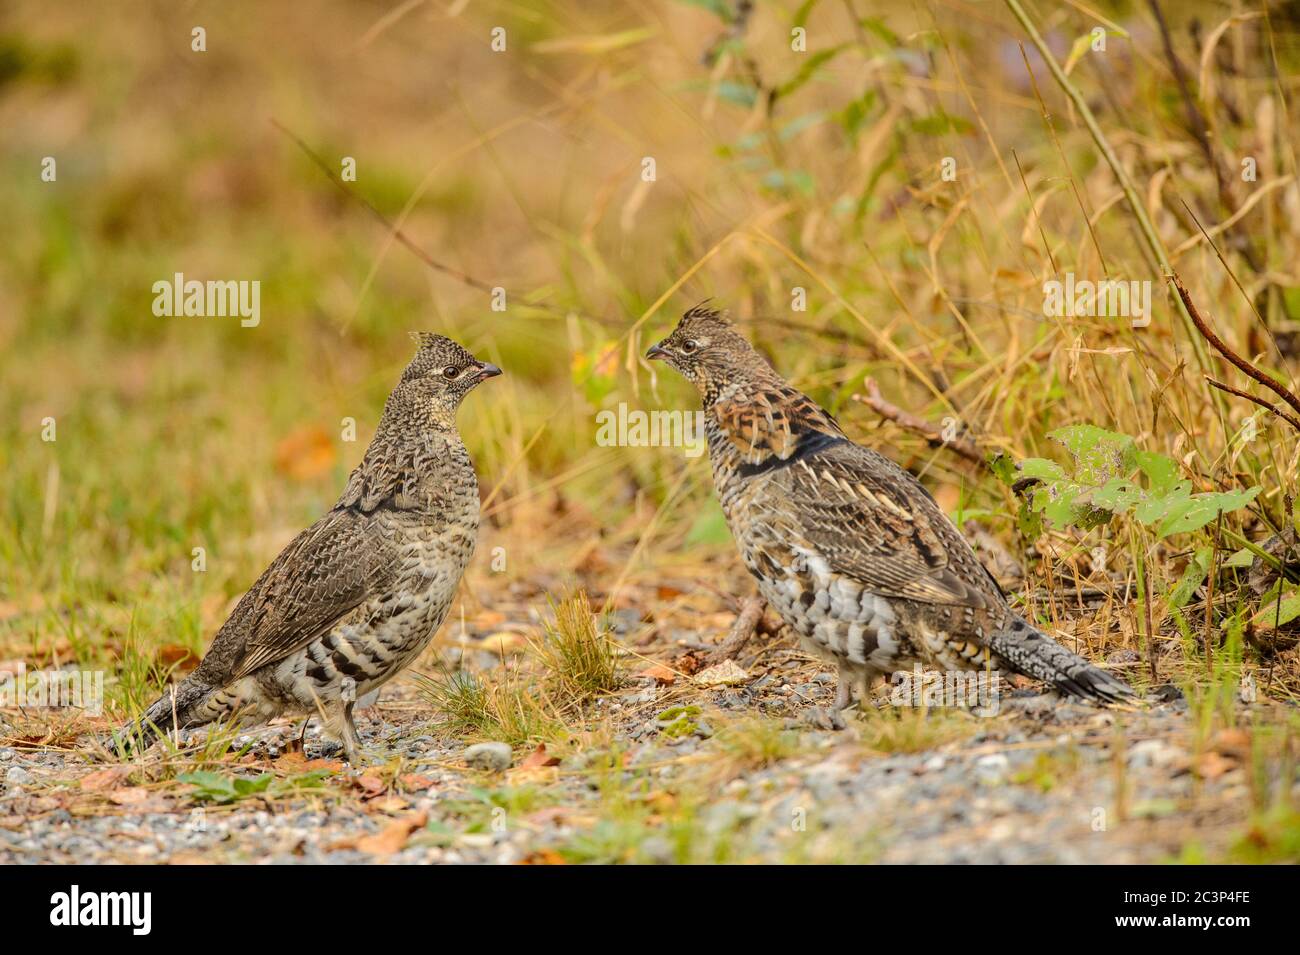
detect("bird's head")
[645,303,772,403]
[397,332,502,421]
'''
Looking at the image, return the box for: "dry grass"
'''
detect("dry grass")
[1,0,1299,862]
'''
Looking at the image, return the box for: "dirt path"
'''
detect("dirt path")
[0,663,1281,864]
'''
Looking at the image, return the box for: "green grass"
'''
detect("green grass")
[1,0,1299,863]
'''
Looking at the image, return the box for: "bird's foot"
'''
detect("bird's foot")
[804,705,847,731]
[834,675,853,711]
[313,738,345,760]
[312,738,380,765]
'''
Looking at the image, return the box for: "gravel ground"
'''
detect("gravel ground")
[0,665,1288,864]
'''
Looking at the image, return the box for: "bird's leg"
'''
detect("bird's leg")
[318,701,365,763]
[834,661,855,712]
[339,700,362,765]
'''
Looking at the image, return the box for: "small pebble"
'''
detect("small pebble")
[4,766,33,787]
[463,742,513,772]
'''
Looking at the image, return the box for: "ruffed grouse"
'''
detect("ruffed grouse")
[647,305,1132,716]
[125,333,500,762]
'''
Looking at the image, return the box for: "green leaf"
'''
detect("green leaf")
[1089,477,1145,512]
[1166,548,1211,611]
[1017,457,1066,482]
[1155,487,1260,539]
[907,110,974,136]
[793,0,819,30]
[1250,581,1300,632]
[1048,425,1135,485]
[676,0,731,21]
[715,81,758,108]
[776,46,847,99]
[1223,547,1254,569]
[988,451,1016,486]
[1135,449,1179,495]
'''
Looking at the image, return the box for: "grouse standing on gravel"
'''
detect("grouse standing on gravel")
[125,334,500,762]
[646,305,1133,717]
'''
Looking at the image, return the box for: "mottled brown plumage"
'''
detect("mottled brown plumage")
[648,304,1132,715]
[126,334,501,761]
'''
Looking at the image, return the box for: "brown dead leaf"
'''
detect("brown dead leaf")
[354,774,386,797]
[276,751,344,774]
[303,758,344,773]
[638,663,677,685]
[674,651,705,676]
[399,773,436,792]
[520,743,561,770]
[694,659,751,687]
[518,849,568,865]
[1194,750,1237,780]
[80,767,132,792]
[1210,728,1251,760]
[108,787,162,808]
[367,795,410,814]
[355,810,427,856]
[274,425,337,481]
[157,644,201,671]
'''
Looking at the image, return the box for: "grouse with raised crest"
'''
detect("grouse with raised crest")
[646,305,1133,717]
[124,333,500,762]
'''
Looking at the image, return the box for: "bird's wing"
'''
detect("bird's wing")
[209,508,399,681]
[760,439,996,608]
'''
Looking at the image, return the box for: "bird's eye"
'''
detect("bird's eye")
[681,339,699,353]
[442,365,461,379]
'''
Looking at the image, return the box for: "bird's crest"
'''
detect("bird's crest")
[679,300,732,327]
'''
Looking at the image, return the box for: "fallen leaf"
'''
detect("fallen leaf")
[367,795,410,814]
[519,743,561,770]
[399,773,436,792]
[274,751,306,769]
[108,787,157,806]
[638,663,677,685]
[518,849,568,865]
[274,425,336,481]
[303,759,344,773]
[355,811,428,856]
[694,659,751,687]
[80,767,131,792]
[674,651,705,676]
[1194,750,1237,780]
[157,644,201,671]
[354,774,386,797]
[1210,728,1250,760]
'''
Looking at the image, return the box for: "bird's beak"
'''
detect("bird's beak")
[645,342,668,361]
[476,362,503,381]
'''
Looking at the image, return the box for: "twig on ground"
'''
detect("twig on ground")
[852,380,985,465]
[709,596,767,664]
